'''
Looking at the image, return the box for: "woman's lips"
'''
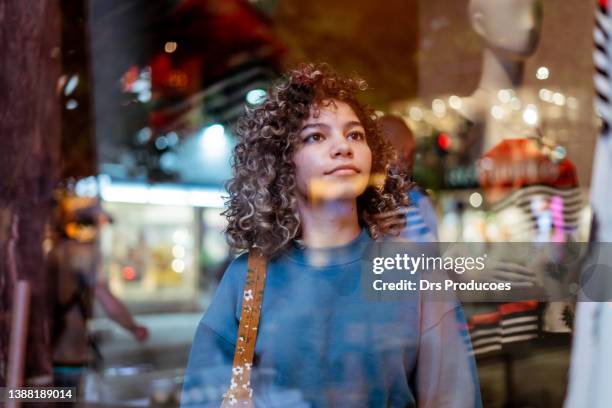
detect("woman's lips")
[329,168,358,175]
[326,165,360,175]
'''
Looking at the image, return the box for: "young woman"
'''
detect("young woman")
[182,64,480,407]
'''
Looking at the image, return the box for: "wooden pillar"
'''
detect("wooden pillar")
[0,1,62,386]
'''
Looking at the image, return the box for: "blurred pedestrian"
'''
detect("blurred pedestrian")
[378,114,439,242]
[47,197,149,391]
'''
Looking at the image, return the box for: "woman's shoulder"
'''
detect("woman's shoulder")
[219,252,250,283]
[229,251,249,267]
[201,253,251,333]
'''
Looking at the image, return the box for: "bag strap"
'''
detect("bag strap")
[221,249,268,407]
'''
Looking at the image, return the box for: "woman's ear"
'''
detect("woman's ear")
[470,11,487,39]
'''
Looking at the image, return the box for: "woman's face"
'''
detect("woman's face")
[293,99,372,203]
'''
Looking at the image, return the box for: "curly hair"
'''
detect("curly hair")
[223,63,409,256]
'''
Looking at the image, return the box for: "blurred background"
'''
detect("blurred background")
[0,0,602,406]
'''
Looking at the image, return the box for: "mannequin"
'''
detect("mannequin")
[454,2,584,406]
[460,0,543,154]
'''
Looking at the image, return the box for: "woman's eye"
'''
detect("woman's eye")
[304,133,324,143]
[347,131,365,141]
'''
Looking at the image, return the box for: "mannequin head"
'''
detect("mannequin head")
[469,0,543,59]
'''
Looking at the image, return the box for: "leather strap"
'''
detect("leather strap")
[221,249,268,407]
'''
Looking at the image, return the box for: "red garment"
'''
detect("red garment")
[478,138,578,204]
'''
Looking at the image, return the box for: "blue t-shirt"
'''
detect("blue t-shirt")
[182,230,480,407]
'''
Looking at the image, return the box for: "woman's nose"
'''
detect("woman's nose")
[331,136,353,158]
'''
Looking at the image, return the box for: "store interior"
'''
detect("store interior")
[40,0,603,406]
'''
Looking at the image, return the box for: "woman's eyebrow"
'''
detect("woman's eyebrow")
[344,121,364,130]
[300,121,363,132]
[301,123,329,132]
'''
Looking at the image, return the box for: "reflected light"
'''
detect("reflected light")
[491,105,504,119]
[432,99,446,117]
[137,90,151,103]
[523,104,539,126]
[539,88,553,102]
[155,136,169,150]
[136,127,151,144]
[165,41,177,53]
[166,132,179,146]
[497,89,511,103]
[409,107,423,121]
[200,124,228,160]
[554,146,567,160]
[552,92,566,106]
[159,152,178,171]
[64,75,79,96]
[75,176,99,197]
[437,133,451,150]
[122,266,136,281]
[449,95,462,110]
[172,259,185,273]
[469,192,483,208]
[536,66,550,80]
[246,89,266,105]
[66,99,78,110]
